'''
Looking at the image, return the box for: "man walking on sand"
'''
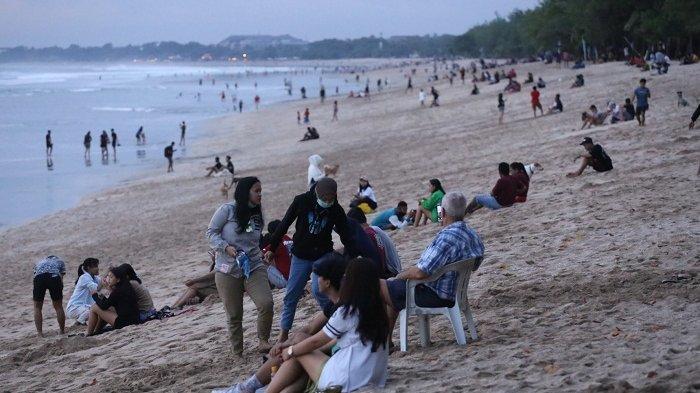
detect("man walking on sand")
[165,142,176,173]
[332,100,338,121]
[632,78,650,126]
[531,86,543,117]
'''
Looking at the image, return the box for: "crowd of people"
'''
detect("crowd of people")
[32,54,699,393]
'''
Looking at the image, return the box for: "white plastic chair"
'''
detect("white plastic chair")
[399,257,482,352]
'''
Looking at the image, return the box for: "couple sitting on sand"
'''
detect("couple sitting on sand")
[465,162,541,214]
[213,190,484,393]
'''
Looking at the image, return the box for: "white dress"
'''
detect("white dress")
[318,306,388,392]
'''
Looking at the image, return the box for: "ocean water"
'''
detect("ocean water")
[0,62,351,229]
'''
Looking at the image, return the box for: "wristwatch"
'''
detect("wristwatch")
[287,345,294,357]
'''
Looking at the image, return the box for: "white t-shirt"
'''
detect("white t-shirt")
[66,273,101,314]
[318,306,389,392]
[524,163,540,178]
[358,186,376,203]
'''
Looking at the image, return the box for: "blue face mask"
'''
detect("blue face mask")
[317,197,333,209]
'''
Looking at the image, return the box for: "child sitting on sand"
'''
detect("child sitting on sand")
[547,94,564,114]
[66,258,103,325]
[261,220,292,290]
[414,178,446,226]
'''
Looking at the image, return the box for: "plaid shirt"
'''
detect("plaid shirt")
[416,221,484,300]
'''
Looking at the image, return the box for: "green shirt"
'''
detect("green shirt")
[421,190,445,222]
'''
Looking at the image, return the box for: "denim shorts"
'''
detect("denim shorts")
[475,194,502,210]
[386,279,454,312]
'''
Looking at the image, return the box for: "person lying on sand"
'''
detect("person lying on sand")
[212,254,348,393]
[32,255,66,337]
[86,265,140,336]
[206,157,224,177]
[414,178,446,227]
[567,137,613,177]
[466,162,524,214]
[380,192,484,341]
[171,250,216,309]
[371,201,414,230]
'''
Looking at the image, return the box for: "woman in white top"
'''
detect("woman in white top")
[66,258,102,324]
[307,154,325,187]
[349,176,377,213]
[266,257,390,393]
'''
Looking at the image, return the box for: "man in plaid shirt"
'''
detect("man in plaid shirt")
[381,192,484,326]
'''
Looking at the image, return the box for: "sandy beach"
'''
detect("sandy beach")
[1,60,698,392]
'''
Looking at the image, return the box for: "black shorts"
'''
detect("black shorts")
[635,105,648,115]
[33,273,63,302]
[386,279,454,312]
[591,159,613,172]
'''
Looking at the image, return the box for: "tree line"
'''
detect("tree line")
[452,0,699,59]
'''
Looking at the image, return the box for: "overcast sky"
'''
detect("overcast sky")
[0,0,538,47]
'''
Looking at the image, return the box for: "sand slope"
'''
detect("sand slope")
[0,61,698,392]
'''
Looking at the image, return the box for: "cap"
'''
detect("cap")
[580,137,593,145]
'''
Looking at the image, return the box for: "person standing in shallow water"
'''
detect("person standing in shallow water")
[110,128,118,160]
[179,121,186,146]
[83,131,92,160]
[207,177,274,355]
[45,130,53,157]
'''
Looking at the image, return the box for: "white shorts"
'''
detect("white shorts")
[67,305,91,324]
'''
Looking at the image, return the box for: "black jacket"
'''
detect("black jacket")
[269,190,357,260]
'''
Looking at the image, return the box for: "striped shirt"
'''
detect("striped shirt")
[416,222,484,301]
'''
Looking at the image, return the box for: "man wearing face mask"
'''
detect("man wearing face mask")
[265,177,357,343]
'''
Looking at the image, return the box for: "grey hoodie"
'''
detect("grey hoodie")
[206,202,264,278]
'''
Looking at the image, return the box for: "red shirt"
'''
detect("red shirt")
[512,172,530,203]
[530,90,540,104]
[491,175,521,207]
[263,234,291,279]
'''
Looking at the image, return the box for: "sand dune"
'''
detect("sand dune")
[0,60,698,392]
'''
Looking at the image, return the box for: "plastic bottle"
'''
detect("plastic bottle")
[236,250,251,278]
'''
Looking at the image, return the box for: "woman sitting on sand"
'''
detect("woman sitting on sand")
[504,78,521,93]
[119,263,156,323]
[86,265,140,336]
[66,258,103,325]
[207,176,273,355]
[171,250,217,309]
[414,178,446,227]
[547,94,564,114]
[265,257,389,393]
[349,176,377,213]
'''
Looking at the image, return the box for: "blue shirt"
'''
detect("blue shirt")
[33,256,66,277]
[634,87,650,108]
[415,222,484,300]
[371,208,397,229]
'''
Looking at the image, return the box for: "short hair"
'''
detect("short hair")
[640,78,646,83]
[397,201,408,209]
[347,207,367,224]
[312,252,348,290]
[498,162,510,176]
[441,191,467,220]
[267,219,282,234]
